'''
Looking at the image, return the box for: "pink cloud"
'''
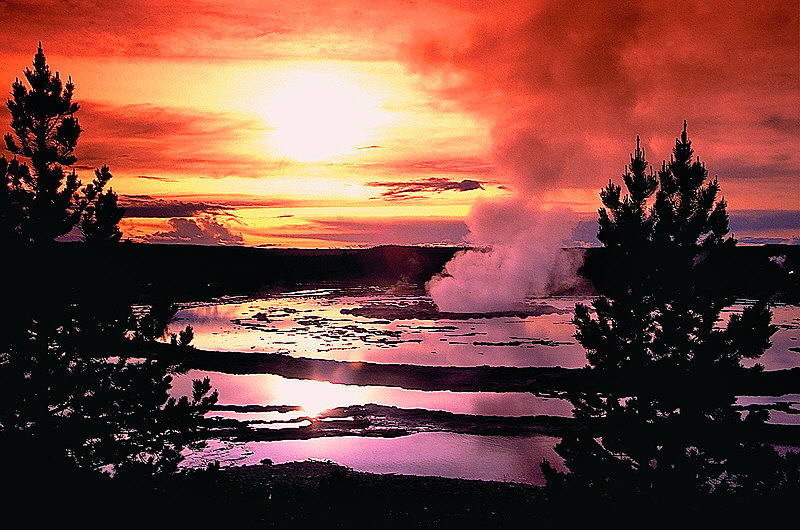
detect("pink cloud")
[0,1,462,60]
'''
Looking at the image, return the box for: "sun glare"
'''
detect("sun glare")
[270,376,368,417]
[260,68,391,162]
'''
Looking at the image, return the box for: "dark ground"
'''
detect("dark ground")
[9,458,794,528]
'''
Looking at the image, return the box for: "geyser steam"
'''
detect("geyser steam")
[426,197,580,313]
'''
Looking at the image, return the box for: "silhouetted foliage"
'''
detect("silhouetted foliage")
[170,324,195,348]
[0,46,217,503]
[179,324,195,347]
[80,165,124,243]
[1,255,218,484]
[542,124,799,516]
[0,154,26,241]
[2,43,124,243]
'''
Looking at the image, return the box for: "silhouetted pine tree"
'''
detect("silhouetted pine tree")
[0,46,218,496]
[542,124,799,518]
[3,43,123,243]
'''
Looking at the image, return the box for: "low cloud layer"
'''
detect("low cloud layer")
[730,210,800,232]
[120,195,235,218]
[260,217,469,247]
[141,217,244,245]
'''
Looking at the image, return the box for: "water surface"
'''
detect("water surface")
[168,289,800,482]
[180,432,565,485]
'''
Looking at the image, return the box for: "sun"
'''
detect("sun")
[259,67,390,162]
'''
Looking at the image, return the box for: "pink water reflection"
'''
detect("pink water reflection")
[169,293,800,371]
[736,394,800,425]
[181,433,565,485]
[248,432,564,485]
[739,304,800,371]
[171,370,574,418]
[165,292,800,486]
[167,293,587,368]
[171,366,572,485]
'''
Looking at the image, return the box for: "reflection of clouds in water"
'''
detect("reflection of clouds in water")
[737,304,800,371]
[469,393,573,418]
[167,291,800,485]
[169,293,800,370]
[170,371,573,418]
[170,367,573,484]
[736,394,800,426]
[236,432,565,485]
[168,292,589,368]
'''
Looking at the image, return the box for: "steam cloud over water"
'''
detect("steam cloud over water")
[427,198,581,313]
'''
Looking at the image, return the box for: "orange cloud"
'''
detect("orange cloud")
[74,102,279,178]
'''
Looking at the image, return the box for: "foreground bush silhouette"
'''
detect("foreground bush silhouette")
[542,124,800,520]
[0,46,218,515]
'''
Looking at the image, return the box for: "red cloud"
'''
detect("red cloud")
[405,1,800,202]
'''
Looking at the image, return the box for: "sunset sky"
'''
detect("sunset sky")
[0,1,797,247]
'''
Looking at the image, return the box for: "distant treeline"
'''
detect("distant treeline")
[579,243,800,303]
[46,243,462,302]
[33,242,800,303]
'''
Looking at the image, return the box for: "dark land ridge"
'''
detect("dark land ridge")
[33,241,800,303]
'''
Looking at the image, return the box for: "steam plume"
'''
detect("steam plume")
[427,197,580,312]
